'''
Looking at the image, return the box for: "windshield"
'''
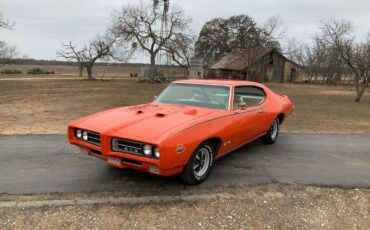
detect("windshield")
[155,83,230,110]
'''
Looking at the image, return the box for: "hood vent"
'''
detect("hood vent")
[155,113,165,117]
[183,108,197,115]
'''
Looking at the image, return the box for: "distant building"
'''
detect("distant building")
[207,47,301,82]
[189,58,204,79]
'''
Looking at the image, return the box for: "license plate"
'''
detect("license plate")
[107,157,123,168]
[79,147,89,155]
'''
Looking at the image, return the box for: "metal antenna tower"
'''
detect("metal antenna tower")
[153,0,173,79]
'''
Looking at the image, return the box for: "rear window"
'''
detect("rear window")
[233,86,265,109]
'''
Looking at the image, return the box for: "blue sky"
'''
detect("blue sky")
[1,0,370,62]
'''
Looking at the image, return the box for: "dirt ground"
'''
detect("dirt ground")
[0,77,369,134]
[0,184,369,229]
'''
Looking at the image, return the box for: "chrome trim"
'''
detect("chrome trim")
[112,138,144,155]
[75,129,101,146]
[85,131,101,146]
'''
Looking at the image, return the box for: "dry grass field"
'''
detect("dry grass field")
[0,74,369,134]
[0,64,188,78]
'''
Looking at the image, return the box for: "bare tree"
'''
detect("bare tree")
[320,19,369,102]
[262,14,285,47]
[164,33,195,78]
[111,3,190,81]
[57,41,87,76]
[84,35,121,79]
[0,11,16,67]
[0,11,12,29]
[58,34,123,80]
[281,37,305,65]
[0,42,16,67]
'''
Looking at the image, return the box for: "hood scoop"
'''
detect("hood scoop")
[183,108,197,115]
[137,110,143,114]
[155,113,166,117]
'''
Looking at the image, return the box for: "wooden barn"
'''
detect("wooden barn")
[206,47,301,82]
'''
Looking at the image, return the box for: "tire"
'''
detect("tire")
[180,141,214,185]
[261,118,280,144]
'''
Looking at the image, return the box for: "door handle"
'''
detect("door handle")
[258,109,264,114]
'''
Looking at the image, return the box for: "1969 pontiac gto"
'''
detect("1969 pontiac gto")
[68,79,294,185]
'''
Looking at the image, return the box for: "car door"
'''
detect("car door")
[229,86,267,147]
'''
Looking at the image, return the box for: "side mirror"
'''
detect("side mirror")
[233,102,247,114]
[237,102,247,110]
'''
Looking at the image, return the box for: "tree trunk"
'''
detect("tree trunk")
[86,65,93,80]
[78,65,83,77]
[150,54,157,82]
[185,68,190,79]
[354,75,368,102]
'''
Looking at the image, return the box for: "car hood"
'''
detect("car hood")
[70,102,224,143]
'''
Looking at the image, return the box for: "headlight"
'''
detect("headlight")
[154,147,160,158]
[82,131,88,141]
[76,129,82,139]
[143,144,152,156]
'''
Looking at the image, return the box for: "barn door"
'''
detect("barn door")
[290,68,296,82]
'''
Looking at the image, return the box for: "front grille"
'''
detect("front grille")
[112,138,144,155]
[86,131,101,146]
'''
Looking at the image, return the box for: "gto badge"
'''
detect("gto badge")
[176,144,185,153]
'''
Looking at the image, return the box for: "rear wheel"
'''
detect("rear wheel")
[180,141,214,185]
[261,118,279,144]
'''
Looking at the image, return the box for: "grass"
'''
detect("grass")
[0,77,369,134]
[268,83,370,133]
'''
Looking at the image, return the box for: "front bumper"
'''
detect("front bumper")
[68,125,184,176]
[71,140,183,177]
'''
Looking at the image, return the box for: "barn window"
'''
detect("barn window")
[233,86,265,109]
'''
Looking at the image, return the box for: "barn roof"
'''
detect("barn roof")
[210,47,298,71]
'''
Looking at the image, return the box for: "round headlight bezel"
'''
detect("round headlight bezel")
[82,131,88,141]
[154,147,160,158]
[143,144,152,156]
[76,129,82,139]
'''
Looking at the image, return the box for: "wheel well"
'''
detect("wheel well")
[277,113,285,124]
[206,137,221,155]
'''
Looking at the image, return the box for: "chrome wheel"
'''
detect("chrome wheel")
[270,119,278,140]
[180,141,214,185]
[193,146,211,178]
[261,118,280,145]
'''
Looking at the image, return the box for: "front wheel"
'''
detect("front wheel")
[261,118,279,144]
[180,141,214,185]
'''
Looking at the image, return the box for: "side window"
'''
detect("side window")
[233,86,265,109]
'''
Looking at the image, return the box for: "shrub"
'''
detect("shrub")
[0,69,22,74]
[27,68,46,74]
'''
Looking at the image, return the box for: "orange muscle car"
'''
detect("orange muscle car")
[68,79,294,184]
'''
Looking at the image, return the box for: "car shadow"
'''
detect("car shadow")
[101,138,268,191]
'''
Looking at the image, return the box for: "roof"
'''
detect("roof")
[210,47,274,71]
[173,79,265,87]
[210,47,299,71]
